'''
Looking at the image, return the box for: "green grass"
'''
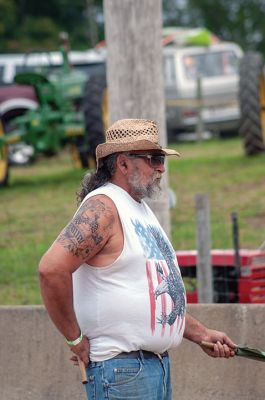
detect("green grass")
[0,138,265,304]
[0,150,85,304]
[168,138,265,250]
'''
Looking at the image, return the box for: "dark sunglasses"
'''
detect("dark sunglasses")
[126,153,165,167]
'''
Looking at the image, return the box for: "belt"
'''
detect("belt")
[113,350,168,360]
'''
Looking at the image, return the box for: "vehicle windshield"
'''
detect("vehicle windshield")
[183,50,239,80]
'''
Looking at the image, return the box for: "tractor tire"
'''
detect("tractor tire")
[239,51,265,155]
[72,73,108,169]
[0,120,9,187]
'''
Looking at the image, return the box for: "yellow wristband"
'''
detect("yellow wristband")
[66,332,83,347]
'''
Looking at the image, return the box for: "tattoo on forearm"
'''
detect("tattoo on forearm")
[57,198,114,259]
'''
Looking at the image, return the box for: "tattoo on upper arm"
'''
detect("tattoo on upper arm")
[57,198,114,259]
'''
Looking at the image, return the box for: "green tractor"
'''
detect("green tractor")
[0,42,108,187]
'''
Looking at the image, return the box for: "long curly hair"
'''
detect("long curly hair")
[77,153,119,204]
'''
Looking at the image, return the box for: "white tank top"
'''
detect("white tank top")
[73,183,186,361]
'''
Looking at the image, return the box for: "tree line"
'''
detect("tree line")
[163,0,265,54]
[0,0,104,52]
[1,0,264,53]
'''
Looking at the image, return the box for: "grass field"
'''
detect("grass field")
[1,138,265,305]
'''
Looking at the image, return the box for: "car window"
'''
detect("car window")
[71,62,105,76]
[14,61,105,80]
[15,64,51,74]
[183,50,239,80]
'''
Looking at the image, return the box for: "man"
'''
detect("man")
[39,119,235,400]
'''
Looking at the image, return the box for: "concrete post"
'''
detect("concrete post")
[195,193,213,302]
[103,0,171,236]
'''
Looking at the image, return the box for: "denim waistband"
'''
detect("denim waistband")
[112,350,168,360]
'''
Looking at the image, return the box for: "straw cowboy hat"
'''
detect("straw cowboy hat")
[96,118,180,166]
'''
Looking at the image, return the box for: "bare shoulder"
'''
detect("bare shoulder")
[56,194,117,262]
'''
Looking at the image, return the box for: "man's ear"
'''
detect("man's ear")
[117,154,128,174]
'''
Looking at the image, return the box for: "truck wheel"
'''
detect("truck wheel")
[72,73,108,169]
[0,120,9,187]
[239,52,265,155]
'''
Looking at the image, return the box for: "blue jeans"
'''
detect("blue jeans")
[84,351,172,400]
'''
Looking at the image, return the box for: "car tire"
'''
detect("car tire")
[239,51,265,155]
[72,73,108,169]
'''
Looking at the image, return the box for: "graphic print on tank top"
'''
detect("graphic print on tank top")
[132,218,186,336]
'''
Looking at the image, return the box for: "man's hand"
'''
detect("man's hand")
[69,335,90,367]
[184,313,236,359]
[199,329,236,358]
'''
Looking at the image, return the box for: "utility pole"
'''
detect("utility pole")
[104,0,171,236]
[87,0,99,47]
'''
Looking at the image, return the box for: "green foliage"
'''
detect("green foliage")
[187,0,265,53]
[0,0,16,37]
[163,0,265,53]
[2,0,265,53]
[17,17,60,51]
[0,0,104,52]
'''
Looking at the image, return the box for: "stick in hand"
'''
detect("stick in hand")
[201,341,216,350]
[201,341,236,352]
[78,358,88,384]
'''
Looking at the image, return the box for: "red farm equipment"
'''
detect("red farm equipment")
[177,249,265,304]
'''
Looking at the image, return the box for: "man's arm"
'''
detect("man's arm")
[38,195,115,365]
[184,313,236,358]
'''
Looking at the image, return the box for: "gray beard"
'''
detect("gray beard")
[128,169,162,200]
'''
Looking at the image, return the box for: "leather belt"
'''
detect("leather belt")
[113,350,168,359]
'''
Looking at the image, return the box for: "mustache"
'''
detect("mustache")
[153,173,162,180]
